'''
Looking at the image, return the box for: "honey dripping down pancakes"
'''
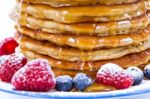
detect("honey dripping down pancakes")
[12,0,150,92]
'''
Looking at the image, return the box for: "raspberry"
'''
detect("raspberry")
[113,71,133,89]
[95,63,133,89]
[95,63,123,86]
[0,37,18,56]
[95,71,115,86]
[11,59,56,92]
[0,53,27,82]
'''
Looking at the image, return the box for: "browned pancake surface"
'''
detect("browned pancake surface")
[19,35,150,61]
[18,14,150,36]
[21,48,150,72]
[19,0,149,23]
[17,26,150,50]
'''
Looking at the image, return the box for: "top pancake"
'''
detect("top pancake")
[18,0,150,23]
[22,0,139,7]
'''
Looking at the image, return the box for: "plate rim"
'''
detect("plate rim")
[0,81,150,99]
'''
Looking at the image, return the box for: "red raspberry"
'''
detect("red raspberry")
[113,71,133,89]
[11,59,56,92]
[0,37,18,56]
[95,63,133,89]
[95,63,123,85]
[95,71,115,86]
[0,53,27,82]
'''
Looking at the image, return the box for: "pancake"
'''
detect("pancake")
[19,36,150,61]
[18,0,148,23]
[22,0,139,7]
[21,48,150,72]
[18,13,150,36]
[17,26,150,50]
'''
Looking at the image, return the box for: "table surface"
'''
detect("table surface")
[0,0,150,99]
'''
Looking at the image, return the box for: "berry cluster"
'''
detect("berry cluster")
[56,73,93,92]
[0,37,56,91]
[95,63,144,89]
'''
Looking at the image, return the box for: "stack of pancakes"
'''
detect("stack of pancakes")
[14,0,150,78]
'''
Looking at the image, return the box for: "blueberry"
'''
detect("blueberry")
[144,64,150,79]
[126,67,144,85]
[73,73,93,91]
[56,75,73,91]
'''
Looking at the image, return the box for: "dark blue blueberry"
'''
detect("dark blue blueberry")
[144,65,150,80]
[126,67,144,86]
[56,75,73,92]
[73,73,93,91]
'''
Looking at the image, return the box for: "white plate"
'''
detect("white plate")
[0,81,150,99]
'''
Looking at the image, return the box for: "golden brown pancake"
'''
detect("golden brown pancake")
[17,13,150,36]
[21,48,150,72]
[18,0,148,23]
[19,36,150,61]
[17,26,150,50]
[22,0,139,7]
